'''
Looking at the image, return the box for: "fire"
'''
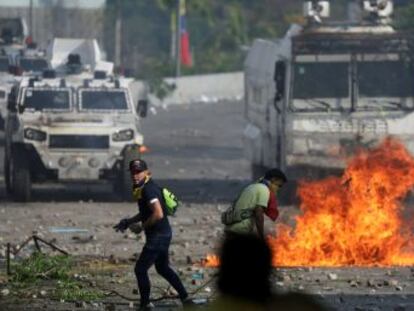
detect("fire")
[270,138,414,267]
[204,254,220,267]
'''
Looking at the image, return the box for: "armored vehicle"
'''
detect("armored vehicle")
[4,39,149,201]
[244,0,414,186]
[0,17,47,129]
[0,18,29,47]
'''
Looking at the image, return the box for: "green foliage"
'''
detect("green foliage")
[395,4,414,30]
[148,77,176,101]
[104,0,304,77]
[53,280,104,302]
[11,253,72,285]
[9,253,104,302]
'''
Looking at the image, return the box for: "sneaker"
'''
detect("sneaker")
[137,302,154,310]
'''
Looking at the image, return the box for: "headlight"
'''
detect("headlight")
[88,158,100,168]
[112,129,134,142]
[24,128,47,141]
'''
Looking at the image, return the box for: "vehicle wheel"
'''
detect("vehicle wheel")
[115,146,140,201]
[11,153,31,202]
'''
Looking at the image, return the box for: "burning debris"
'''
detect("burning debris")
[205,138,414,268]
[204,255,220,268]
[271,138,414,267]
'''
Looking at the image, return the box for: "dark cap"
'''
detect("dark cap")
[264,168,287,183]
[129,159,148,173]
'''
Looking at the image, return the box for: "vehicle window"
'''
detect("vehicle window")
[358,61,414,97]
[23,89,70,111]
[293,62,349,99]
[0,57,9,72]
[0,18,23,42]
[20,58,48,72]
[80,90,128,110]
[0,90,5,99]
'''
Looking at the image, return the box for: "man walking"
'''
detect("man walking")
[114,159,191,310]
[222,168,287,238]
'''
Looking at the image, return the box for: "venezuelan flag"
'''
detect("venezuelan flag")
[179,0,192,67]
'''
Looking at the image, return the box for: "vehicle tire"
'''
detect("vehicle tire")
[11,152,31,202]
[0,115,4,131]
[116,146,141,201]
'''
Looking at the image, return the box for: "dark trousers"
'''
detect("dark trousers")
[135,234,188,306]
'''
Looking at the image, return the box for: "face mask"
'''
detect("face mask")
[132,175,151,200]
[133,177,147,189]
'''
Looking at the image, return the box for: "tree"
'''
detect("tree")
[102,0,316,77]
[395,3,414,30]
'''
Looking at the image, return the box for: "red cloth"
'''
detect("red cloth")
[265,191,279,221]
[180,31,192,67]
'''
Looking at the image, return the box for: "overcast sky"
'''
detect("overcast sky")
[0,0,105,8]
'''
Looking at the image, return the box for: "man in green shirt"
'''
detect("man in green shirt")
[222,168,287,239]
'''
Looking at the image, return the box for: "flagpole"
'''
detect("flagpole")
[176,0,181,78]
[170,10,176,61]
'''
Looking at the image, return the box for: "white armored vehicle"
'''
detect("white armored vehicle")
[0,17,48,129]
[0,17,29,48]
[0,17,27,128]
[244,0,414,186]
[4,38,149,201]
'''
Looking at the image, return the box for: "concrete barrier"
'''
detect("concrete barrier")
[149,72,244,106]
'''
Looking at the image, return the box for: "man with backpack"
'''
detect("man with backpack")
[222,168,287,239]
[113,159,191,310]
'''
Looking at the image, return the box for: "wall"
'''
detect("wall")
[149,72,244,106]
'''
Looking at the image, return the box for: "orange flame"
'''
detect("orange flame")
[270,138,414,267]
[204,254,220,267]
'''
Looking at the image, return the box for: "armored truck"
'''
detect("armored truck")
[0,18,28,47]
[0,17,47,129]
[244,0,414,183]
[4,39,149,201]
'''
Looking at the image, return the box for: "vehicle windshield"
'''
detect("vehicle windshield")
[0,18,23,43]
[358,61,414,98]
[80,90,129,110]
[20,58,48,72]
[292,62,349,111]
[23,89,70,111]
[0,57,9,72]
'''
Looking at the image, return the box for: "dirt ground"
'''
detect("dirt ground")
[1,101,414,310]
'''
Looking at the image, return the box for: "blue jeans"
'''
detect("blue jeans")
[135,233,188,306]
